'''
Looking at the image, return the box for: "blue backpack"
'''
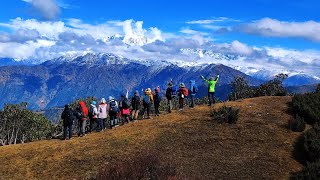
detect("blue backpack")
[143,95,150,104]
[171,86,178,97]
[192,84,198,93]
[109,100,119,113]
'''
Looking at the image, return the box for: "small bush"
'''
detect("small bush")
[290,114,306,132]
[96,151,177,180]
[210,106,239,124]
[303,127,320,162]
[291,161,320,180]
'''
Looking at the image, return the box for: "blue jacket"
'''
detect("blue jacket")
[189,80,197,95]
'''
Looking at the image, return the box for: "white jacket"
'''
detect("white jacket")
[90,104,99,118]
[98,103,108,119]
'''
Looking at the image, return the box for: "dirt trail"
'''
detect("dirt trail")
[0,96,302,179]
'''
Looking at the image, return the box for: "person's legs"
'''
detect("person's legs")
[95,118,100,131]
[68,124,73,139]
[208,92,212,106]
[168,99,172,113]
[179,98,184,110]
[63,125,68,140]
[212,92,216,104]
[142,103,147,118]
[190,95,195,108]
[131,110,136,120]
[155,102,160,115]
[81,120,86,136]
[109,115,113,129]
[103,118,107,129]
[89,118,93,132]
[134,110,139,120]
[147,103,151,118]
[78,120,81,136]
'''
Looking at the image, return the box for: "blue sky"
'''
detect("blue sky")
[0,0,320,77]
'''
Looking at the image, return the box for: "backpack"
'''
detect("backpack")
[155,93,162,102]
[122,99,130,109]
[109,100,119,113]
[88,106,94,118]
[171,86,178,97]
[143,95,150,104]
[64,109,75,124]
[192,84,198,93]
[132,96,140,106]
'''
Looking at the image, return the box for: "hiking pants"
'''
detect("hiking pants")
[90,118,97,131]
[190,94,195,108]
[78,120,86,136]
[63,124,73,139]
[167,99,172,113]
[179,98,184,109]
[143,102,151,118]
[154,101,160,115]
[101,118,106,129]
[208,92,215,105]
[109,112,118,128]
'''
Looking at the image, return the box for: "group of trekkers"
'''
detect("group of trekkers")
[61,75,219,140]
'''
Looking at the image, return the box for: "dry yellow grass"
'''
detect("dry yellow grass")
[0,96,303,179]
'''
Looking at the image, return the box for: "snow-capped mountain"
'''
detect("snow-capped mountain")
[0,52,263,110]
[284,74,320,86]
[1,49,319,88]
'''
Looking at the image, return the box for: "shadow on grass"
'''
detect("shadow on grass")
[96,151,177,180]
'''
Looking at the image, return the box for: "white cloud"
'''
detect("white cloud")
[0,18,65,39]
[22,0,60,20]
[187,17,231,24]
[180,28,209,36]
[230,40,253,55]
[238,18,320,42]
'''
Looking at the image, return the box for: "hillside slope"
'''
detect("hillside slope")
[0,96,302,179]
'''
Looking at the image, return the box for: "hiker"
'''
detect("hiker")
[177,83,189,111]
[108,96,119,128]
[119,91,130,124]
[89,101,98,132]
[153,88,161,116]
[165,80,177,113]
[98,98,108,131]
[76,101,89,137]
[189,80,198,108]
[131,90,141,121]
[61,105,74,140]
[142,88,153,119]
[201,75,219,106]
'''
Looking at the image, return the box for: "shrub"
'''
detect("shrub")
[291,161,320,180]
[290,114,306,132]
[228,76,254,101]
[96,151,177,180]
[0,103,52,145]
[303,127,320,162]
[210,106,239,124]
[292,93,320,125]
[254,73,288,97]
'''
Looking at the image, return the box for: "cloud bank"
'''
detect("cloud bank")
[0,17,319,78]
[22,0,60,20]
